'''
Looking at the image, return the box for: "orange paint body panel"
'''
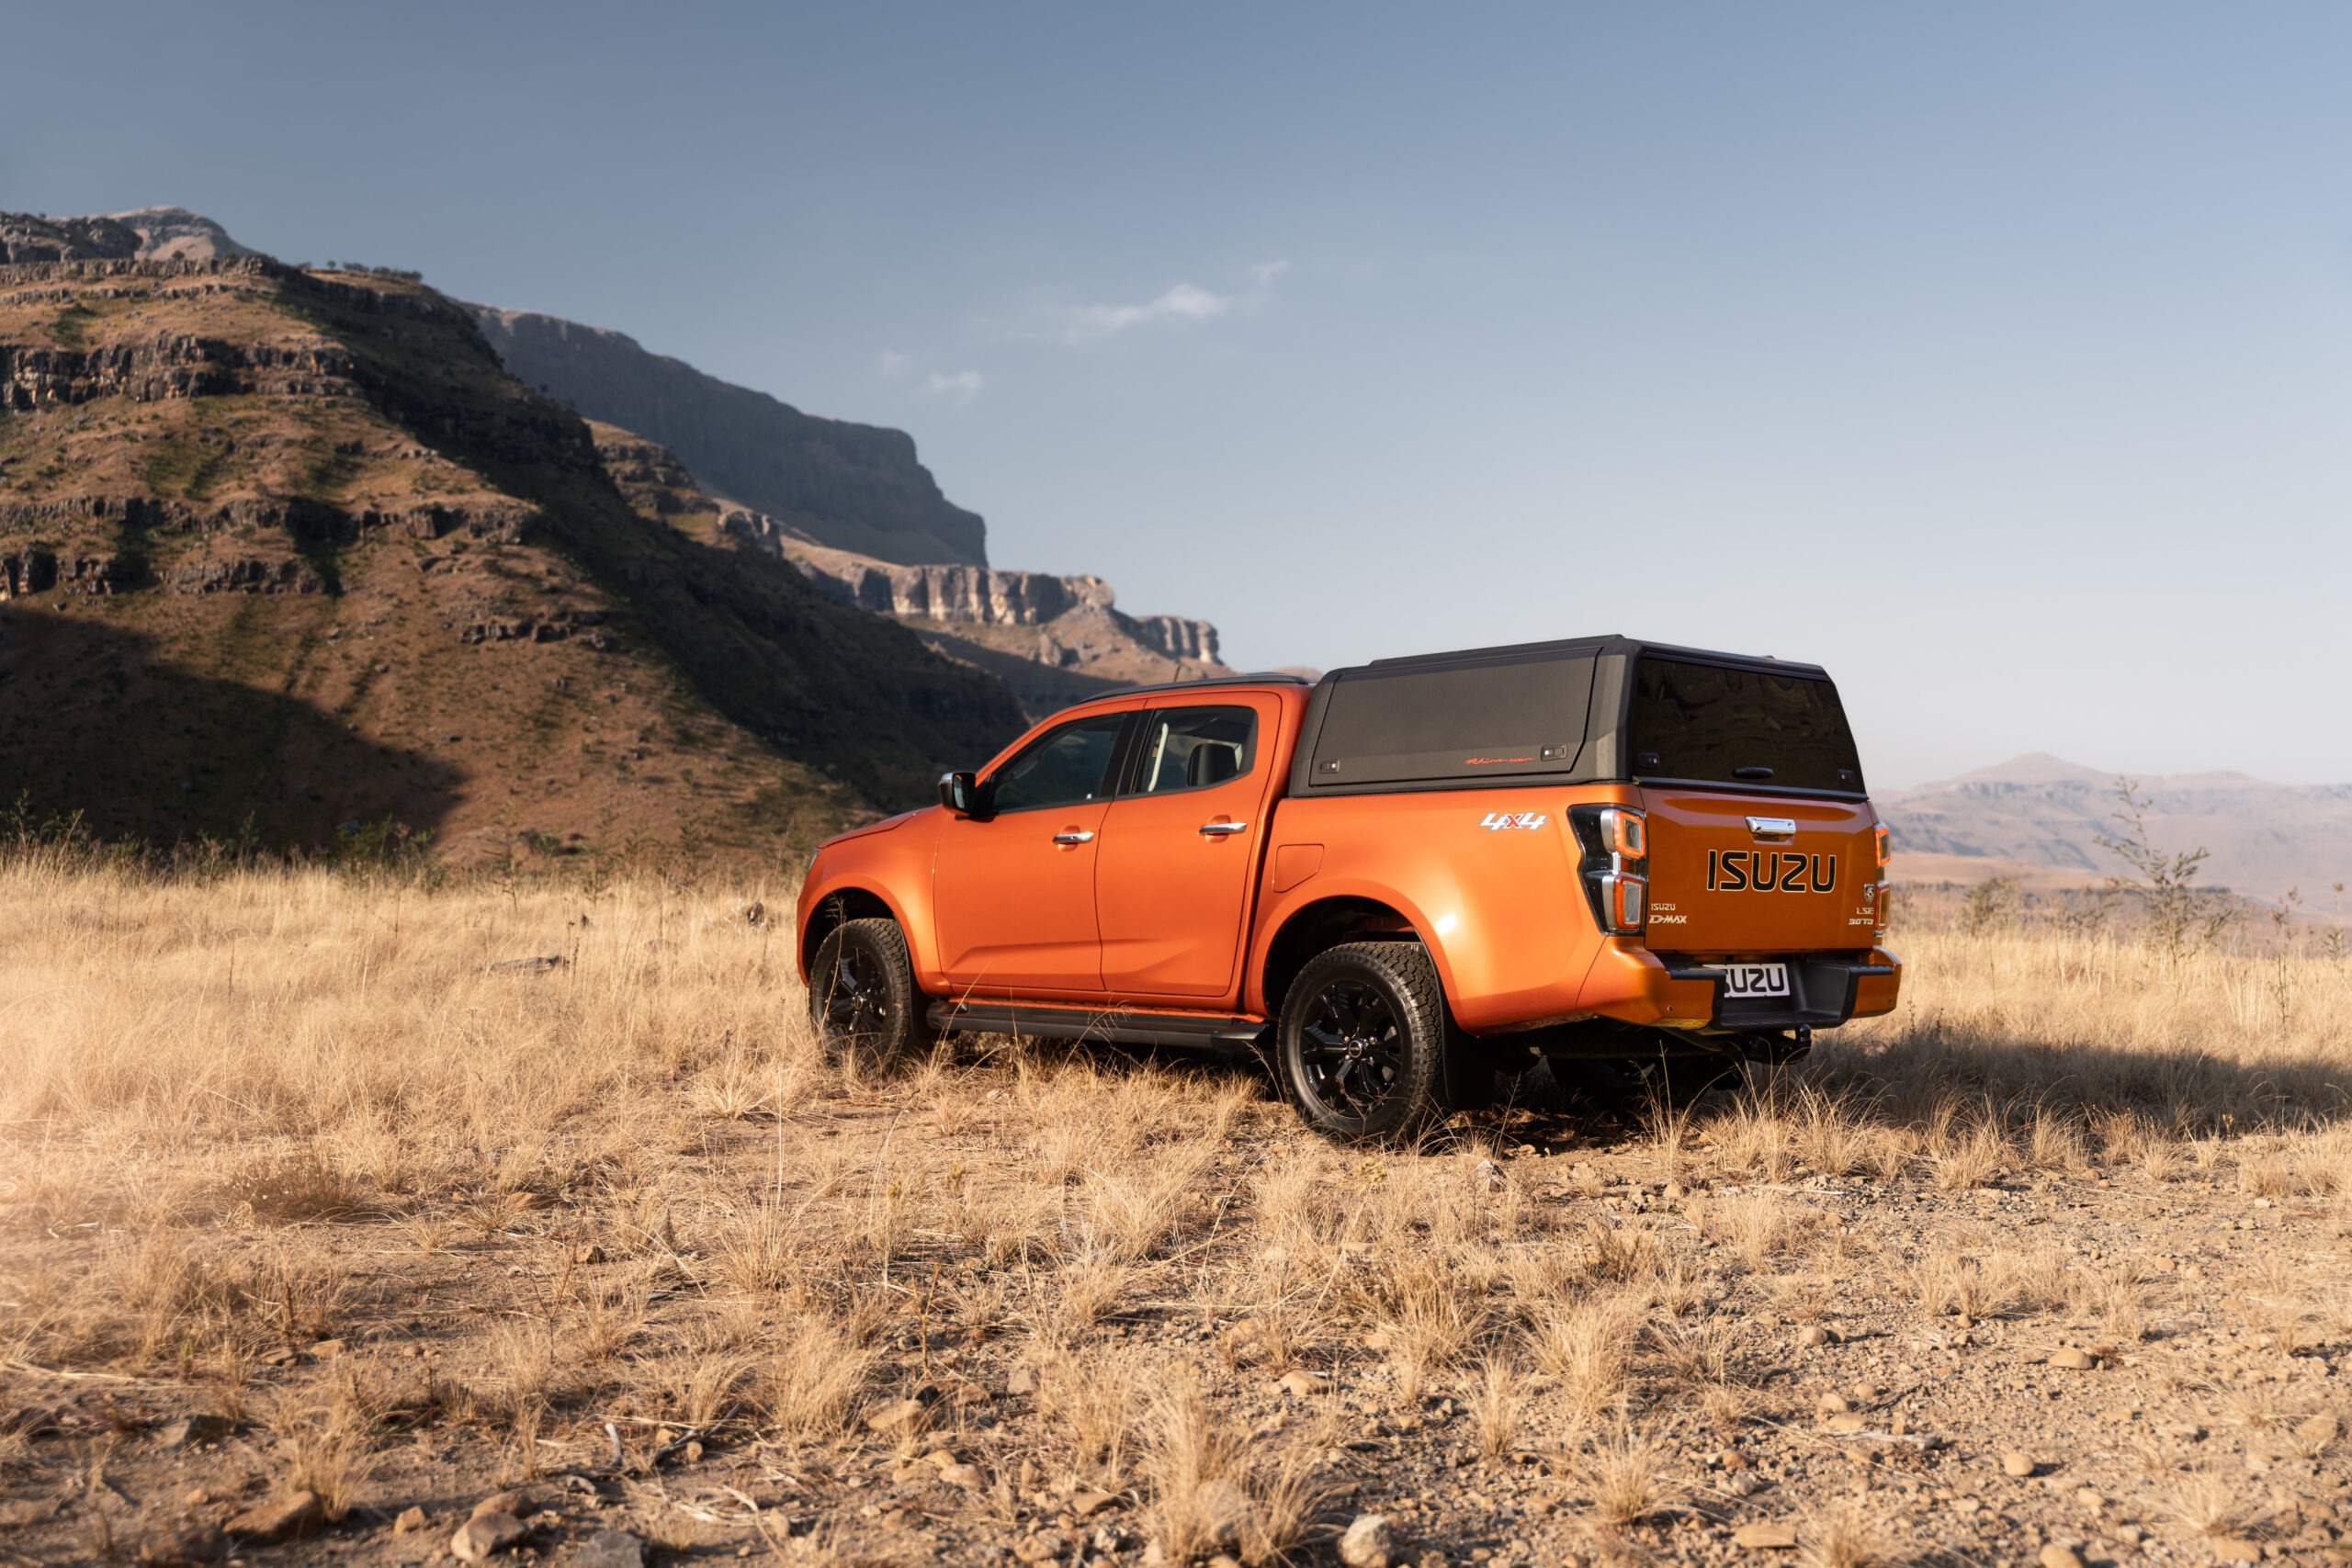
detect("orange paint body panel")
[795,642,1904,1048]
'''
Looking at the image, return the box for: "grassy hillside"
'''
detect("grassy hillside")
[0,253,1026,863]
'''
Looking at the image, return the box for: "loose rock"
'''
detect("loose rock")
[2001,1451,2036,1478]
[471,1491,528,1521]
[1014,1533,1069,1563]
[2038,1546,2084,1568]
[1734,1521,1799,1550]
[2048,1348,2097,1371]
[865,1396,928,1434]
[138,1524,227,1565]
[393,1506,430,1535]
[155,1414,233,1450]
[1339,1513,1396,1568]
[2212,1542,2262,1564]
[1278,1370,1331,1398]
[451,1511,527,1562]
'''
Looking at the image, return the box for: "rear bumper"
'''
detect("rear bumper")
[1577,942,1902,1032]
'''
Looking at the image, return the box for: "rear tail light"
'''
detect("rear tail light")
[1873,823,1891,869]
[1871,879,1892,939]
[1571,805,1648,935]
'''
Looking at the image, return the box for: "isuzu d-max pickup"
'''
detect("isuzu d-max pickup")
[795,636,1900,1141]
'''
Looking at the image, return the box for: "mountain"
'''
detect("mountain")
[1879,753,2352,904]
[0,233,1025,863]
[468,306,988,566]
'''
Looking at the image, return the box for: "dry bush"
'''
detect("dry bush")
[1574,1416,1679,1528]
[1472,1349,1531,1461]
[1360,1255,1485,1406]
[1530,1294,1636,1416]
[1038,1351,1141,1481]
[755,1317,874,1437]
[1800,1499,1888,1568]
[1647,1316,1742,1387]
[1140,1370,1329,1566]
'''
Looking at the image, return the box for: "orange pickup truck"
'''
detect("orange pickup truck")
[796,636,1900,1141]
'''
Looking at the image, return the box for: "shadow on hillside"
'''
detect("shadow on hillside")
[0,604,463,852]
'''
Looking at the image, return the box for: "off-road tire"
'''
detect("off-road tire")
[1277,941,1453,1145]
[808,917,924,1075]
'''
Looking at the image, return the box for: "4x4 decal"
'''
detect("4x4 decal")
[1707,849,1838,893]
[1479,811,1549,831]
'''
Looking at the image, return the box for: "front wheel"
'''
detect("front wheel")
[808,917,923,1074]
[1277,942,1453,1145]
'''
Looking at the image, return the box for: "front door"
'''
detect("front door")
[1095,699,1279,998]
[932,710,1130,995]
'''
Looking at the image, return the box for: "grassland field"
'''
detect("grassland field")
[0,858,2346,1568]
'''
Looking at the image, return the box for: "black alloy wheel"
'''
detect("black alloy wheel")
[808,916,923,1073]
[1277,941,1451,1144]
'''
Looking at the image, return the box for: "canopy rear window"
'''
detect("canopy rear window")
[1629,658,1863,795]
[1307,652,1596,787]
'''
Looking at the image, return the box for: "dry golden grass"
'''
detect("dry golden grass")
[2,863,2349,1565]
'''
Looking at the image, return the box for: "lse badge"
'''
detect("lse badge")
[1479,812,1549,831]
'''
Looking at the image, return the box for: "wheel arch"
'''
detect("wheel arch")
[798,885,900,979]
[1257,893,1435,1017]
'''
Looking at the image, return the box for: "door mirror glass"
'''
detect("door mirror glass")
[938,771,982,817]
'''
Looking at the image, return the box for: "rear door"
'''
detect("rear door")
[932,709,1132,994]
[1095,696,1284,998]
[1639,790,1881,953]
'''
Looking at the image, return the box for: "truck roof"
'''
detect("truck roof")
[1358,633,1829,682]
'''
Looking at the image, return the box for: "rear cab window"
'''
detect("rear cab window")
[1125,706,1258,794]
[1629,657,1863,795]
[1304,648,1597,789]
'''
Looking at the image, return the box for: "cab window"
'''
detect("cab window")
[987,714,1127,812]
[1128,706,1257,795]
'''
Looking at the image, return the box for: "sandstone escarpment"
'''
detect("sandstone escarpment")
[469,304,989,566]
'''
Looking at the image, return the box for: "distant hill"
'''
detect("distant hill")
[0,236,1025,863]
[1879,753,2352,904]
[468,306,989,566]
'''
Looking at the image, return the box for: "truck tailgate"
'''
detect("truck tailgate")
[1638,789,1881,953]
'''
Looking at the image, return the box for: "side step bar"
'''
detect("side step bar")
[927,999,1268,1053]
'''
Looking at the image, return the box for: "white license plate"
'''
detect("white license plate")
[1723,962,1791,998]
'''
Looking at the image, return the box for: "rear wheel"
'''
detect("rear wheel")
[808,917,924,1074]
[1278,942,1452,1145]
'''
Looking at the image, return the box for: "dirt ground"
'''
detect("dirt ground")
[1,865,2346,1568]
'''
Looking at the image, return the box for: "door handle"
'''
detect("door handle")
[1198,820,1250,836]
[1052,830,1096,845]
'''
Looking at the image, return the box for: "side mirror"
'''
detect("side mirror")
[938,771,982,817]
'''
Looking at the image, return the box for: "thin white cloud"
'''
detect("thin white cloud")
[921,369,984,404]
[1062,282,1230,344]
[1248,259,1293,286]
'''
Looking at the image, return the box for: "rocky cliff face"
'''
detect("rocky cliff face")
[469,306,989,566]
[719,514,1230,717]
[0,243,1028,858]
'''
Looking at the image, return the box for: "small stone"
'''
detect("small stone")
[260,1346,299,1367]
[2049,1348,2097,1371]
[2074,1489,2105,1511]
[155,1414,232,1450]
[1070,1489,1118,1517]
[1340,1513,1397,1568]
[309,1338,345,1358]
[451,1511,527,1562]
[394,1506,430,1535]
[471,1492,528,1520]
[1733,1521,1799,1550]
[940,1463,986,1491]
[1815,1392,1853,1415]
[576,1529,645,1568]
[1005,1367,1037,1396]
[2038,1546,2084,1568]
[2001,1451,2036,1478]
[1278,1370,1331,1398]
[1823,1413,1867,1434]
[181,1489,211,1509]
[865,1396,929,1434]
[225,1493,322,1542]
[682,1439,704,1463]
[1798,1325,1832,1348]
[2212,1542,2262,1563]
[1014,1534,1070,1564]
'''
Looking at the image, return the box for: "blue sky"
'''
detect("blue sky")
[8,3,2351,787]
